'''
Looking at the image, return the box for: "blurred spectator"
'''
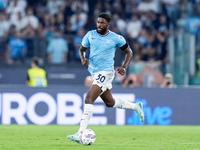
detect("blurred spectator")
[34,2,48,23]
[55,12,65,33]
[84,75,93,87]
[6,31,27,64]
[146,55,162,70]
[161,0,180,22]
[64,23,76,35]
[47,29,69,64]
[157,14,169,38]
[160,73,176,88]
[34,25,48,65]
[121,73,138,88]
[6,0,27,22]
[71,0,82,12]
[0,12,10,37]
[111,25,120,34]
[179,0,193,17]
[84,15,96,31]
[49,14,56,26]
[42,13,51,30]
[132,40,143,54]
[136,53,163,87]
[193,1,200,17]
[156,30,168,74]
[177,12,188,29]
[23,7,39,29]
[185,16,200,35]
[23,25,36,64]
[136,28,148,46]
[65,36,75,63]
[47,0,64,17]
[112,13,127,36]
[93,2,102,21]
[70,7,87,33]
[26,56,47,87]
[127,52,146,76]
[57,3,65,15]
[137,63,164,87]
[121,52,145,88]
[143,11,158,29]
[112,0,123,15]
[71,0,89,13]
[7,24,17,37]
[104,1,112,15]
[137,0,160,14]
[126,13,142,39]
[22,24,36,37]
[63,0,73,24]
[141,28,158,61]
[45,25,55,41]
[73,28,86,61]
[124,0,138,18]
[0,0,7,8]
[11,11,26,31]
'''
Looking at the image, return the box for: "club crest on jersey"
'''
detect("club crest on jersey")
[106,39,111,43]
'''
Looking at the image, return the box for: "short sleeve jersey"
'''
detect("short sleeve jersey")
[47,38,69,64]
[82,30,126,74]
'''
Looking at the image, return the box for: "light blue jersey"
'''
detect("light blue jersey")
[82,30,126,74]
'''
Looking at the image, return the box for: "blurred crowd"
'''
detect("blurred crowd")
[0,0,200,87]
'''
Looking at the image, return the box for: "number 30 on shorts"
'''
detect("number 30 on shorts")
[96,74,106,83]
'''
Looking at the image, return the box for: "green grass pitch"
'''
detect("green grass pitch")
[0,125,200,150]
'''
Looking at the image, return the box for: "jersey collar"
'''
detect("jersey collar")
[97,30,110,37]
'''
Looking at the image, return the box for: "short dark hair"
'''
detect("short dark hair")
[98,12,112,23]
[31,57,39,66]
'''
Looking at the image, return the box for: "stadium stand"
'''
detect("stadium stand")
[0,0,199,86]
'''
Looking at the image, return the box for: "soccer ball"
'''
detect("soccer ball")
[79,129,96,145]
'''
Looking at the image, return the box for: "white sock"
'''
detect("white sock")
[78,104,93,132]
[113,98,137,110]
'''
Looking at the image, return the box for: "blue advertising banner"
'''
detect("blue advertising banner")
[0,86,199,125]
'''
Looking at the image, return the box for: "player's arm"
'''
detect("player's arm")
[116,44,133,76]
[79,45,89,66]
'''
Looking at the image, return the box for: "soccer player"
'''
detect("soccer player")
[67,13,144,143]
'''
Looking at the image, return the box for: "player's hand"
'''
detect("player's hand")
[81,58,89,66]
[116,67,126,76]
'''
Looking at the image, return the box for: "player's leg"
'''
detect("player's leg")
[100,89,115,107]
[67,84,101,143]
[79,84,101,132]
[100,89,144,122]
[100,89,138,109]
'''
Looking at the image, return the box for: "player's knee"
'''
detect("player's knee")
[105,101,114,108]
[84,96,94,104]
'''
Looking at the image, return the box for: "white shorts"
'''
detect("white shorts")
[91,71,115,94]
